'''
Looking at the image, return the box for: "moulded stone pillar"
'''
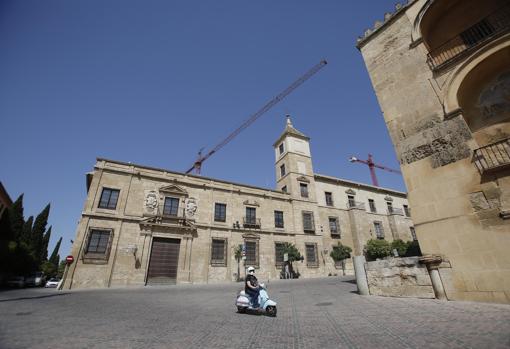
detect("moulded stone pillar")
[420,255,447,300]
[353,255,369,296]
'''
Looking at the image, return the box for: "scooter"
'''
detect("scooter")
[236,283,277,317]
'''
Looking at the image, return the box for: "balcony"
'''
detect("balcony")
[473,138,510,174]
[347,201,366,210]
[243,217,261,229]
[427,3,510,70]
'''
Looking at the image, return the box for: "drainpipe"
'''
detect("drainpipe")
[420,255,447,300]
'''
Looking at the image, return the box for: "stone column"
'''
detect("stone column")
[420,255,447,300]
[353,256,369,296]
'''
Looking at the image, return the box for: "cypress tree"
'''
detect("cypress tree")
[9,194,24,241]
[49,237,62,266]
[30,203,50,266]
[0,208,12,240]
[20,216,33,246]
[40,226,51,263]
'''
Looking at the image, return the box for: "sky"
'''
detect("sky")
[0,0,406,258]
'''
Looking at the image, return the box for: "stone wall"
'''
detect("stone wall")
[365,257,435,298]
[357,0,510,303]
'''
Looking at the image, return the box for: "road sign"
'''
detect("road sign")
[65,255,74,264]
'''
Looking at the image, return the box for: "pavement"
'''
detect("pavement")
[1,277,509,349]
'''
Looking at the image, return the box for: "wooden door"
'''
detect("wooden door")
[147,238,180,285]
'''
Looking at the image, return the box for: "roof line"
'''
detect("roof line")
[96,158,287,195]
[314,173,407,196]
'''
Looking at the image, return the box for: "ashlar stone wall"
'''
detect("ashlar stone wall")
[365,257,435,298]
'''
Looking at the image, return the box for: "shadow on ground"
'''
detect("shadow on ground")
[0,293,70,303]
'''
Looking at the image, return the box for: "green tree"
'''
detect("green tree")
[330,242,352,275]
[8,194,25,241]
[234,244,243,282]
[365,239,392,261]
[40,260,57,277]
[30,203,50,267]
[0,206,13,241]
[0,195,25,274]
[390,239,408,257]
[57,260,67,278]
[281,243,302,278]
[49,237,62,266]
[20,216,33,246]
[40,226,51,263]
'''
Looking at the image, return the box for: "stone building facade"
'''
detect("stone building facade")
[65,118,414,289]
[357,0,510,303]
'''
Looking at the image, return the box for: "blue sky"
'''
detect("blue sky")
[0,0,406,257]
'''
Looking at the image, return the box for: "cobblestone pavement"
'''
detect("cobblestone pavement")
[1,277,509,349]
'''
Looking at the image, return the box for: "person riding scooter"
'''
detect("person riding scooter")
[245,266,260,308]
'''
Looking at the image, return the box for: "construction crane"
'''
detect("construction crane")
[185,59,328,174]
[348,154,401,187]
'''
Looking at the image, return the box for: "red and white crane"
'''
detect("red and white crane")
[348,154,401,187]
[185,60,328,174]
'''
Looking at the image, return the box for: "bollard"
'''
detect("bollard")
[353,255,369,296]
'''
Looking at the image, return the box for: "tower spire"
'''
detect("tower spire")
[286,114,293,127]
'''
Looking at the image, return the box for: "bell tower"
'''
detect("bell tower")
[273,115,316,202]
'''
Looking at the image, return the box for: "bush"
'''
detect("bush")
[390,239,408,257]
[365,239,391,260]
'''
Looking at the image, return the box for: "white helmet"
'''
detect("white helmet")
[247,266,255,273]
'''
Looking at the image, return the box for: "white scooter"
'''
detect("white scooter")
[236,283,277,317]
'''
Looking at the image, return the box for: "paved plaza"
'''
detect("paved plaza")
[1,277,509,349]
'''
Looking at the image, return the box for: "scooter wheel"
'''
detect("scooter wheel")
[266,306,277,317]
[237,306,246,313]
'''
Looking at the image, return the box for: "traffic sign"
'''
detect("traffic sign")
[65,255,74,264]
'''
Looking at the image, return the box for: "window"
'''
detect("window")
[245,240,258,267]
[403,205,411,217]
[86,229,111,254]
[245,207,257,225]
[325,192,333,206]
[387,201,394,214]
[211,238,227,266]
[280,164,286,177]
[98,188,119,210]
[274,211,284,228]
[329,217,340,237]
[410,227,417,241]
[275,242,285,267]
[300,183,309,198]
[305,243,318,267]
[281,186,287,193]
[374,222,384,239]
[163,197,180,216]
[302,211,315,232]
[83,229,113,262]
[279,143,285,155]
[214,203,226,222]
[368,199,376,213]
[347,195,355,208]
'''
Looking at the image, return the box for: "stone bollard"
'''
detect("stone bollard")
[419,255,447,300]
[353,255,370,296]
